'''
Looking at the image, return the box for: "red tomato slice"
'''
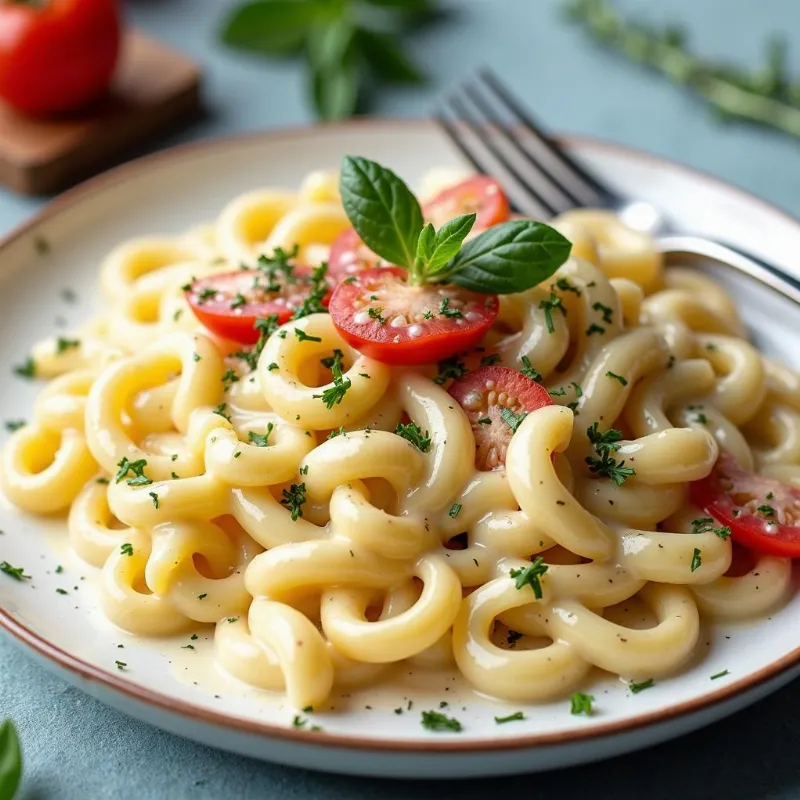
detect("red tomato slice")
[423,176,511,231]
[690,450,800,557]
[448,366,552,470]
[186,268,330,345]
[328,227,386,278]
[328,268,498,366]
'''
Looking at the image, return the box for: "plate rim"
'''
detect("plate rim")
[2,118,799,755]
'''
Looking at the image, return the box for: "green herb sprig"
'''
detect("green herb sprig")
[565,0,800,141]
[339,156,572,295]
[220,0,435,120]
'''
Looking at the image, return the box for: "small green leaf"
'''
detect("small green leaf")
[356,28,425,84]
[416,223,436,265]
[311,62,359,120]
[0,719,22,800]
[307,15,355,70]
[220,0,320,55]
[424,213,476,274]
[447,220,572,295]
[339,155,424,269]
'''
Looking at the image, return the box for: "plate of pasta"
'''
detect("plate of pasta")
[2,120,800,779]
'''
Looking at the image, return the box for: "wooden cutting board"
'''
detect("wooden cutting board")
[0,31,202,195]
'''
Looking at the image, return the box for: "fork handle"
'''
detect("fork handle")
[657,235,800,307]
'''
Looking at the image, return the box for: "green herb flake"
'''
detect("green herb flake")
[519,355,542,382]
[509,556,549,599]
[710,669,730,680]
[420,710,462,732]
[448,503,462,519]
[395,421,432,452]
[4,420,25,432]
[120,543,134,557]
[606,371,628,386]
[500,407,527,433]
[570,692,594,716]
[494,711,525,724]
[281,482,307,521]
[629,678,654,694]
[249,422,275,448]
[0,561,29,581]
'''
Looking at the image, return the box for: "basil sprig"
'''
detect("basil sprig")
[339,156,572,294]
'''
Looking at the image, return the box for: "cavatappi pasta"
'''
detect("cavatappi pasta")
[2,168,795,712]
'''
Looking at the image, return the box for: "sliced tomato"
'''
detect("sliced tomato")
[448,366,552,470]
[328,267,498,366]
[423,176,510,231]
[186,268,330,344]
[328,227,385,278]
[690,450,800,557]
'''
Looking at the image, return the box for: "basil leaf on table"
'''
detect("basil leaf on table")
[340,156,423,268]
[220,0,320,55]
[422,213,476,274]
[446,220,573,294]
[355,29,425,84]
[0,719,22,800]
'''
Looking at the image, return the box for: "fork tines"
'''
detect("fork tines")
[436,68,615,219]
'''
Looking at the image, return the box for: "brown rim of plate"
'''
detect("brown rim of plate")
[1,119,799,755]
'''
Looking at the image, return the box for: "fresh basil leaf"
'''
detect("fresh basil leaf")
[424,213,476,274]
[307,16,354,70]
[355,28,425,84]
[221,0,320,55]
[311,62,359,120]
[447,220,572,295]
[340,156,423,269]
[416,223,436,265]
[0,719,22,800]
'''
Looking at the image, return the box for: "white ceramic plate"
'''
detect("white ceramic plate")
[1,121,800,779]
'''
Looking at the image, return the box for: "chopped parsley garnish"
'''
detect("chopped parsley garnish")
[257,244,298,282]
[96,477,109,485]
[294,328,322,343]
[494,711,525,724]
[477,417,491,425]
[312,351,352,409]
[548,387,567,397]
[710,669,730,680]
[629,678,654,693]
[509,556,548,599]
[198,593,207,600]
[320,349,344,371]
[193,353,201,362]
[395,422,432,452]
[480,353,502,366]
[695,413,708,424]
[0,561,29,580]
[420,710,462,732]
[439,297,463,318]
[433,355,468,385]
[539,292,565,334]
[571,382,583,397]
[195,287,218,304]
[13,357,35,379]
[519,356,542,382]
[448,503,462,519]
[500,407,527,433]
[227,617,239,623]
[556,277,581,295]
[691,517,731,539]
[55,337,80,354]
[232,314,280,371]
[115,660,127,671]
[570,692,594,716]
[592,301,613,324]
[605,371,628,386]
[181,644,195,650]
[213,403,232,422]
[55,565,63,574]
[222,369,240,391]
[690,547,702,572]
[268,362,279,371]
[327,426,346,439]
[757,504,775,517]
[766,491,774,500]
[367,306,387,324]
[56,588,68,595]
[248,422,274,447]
[586,323,606,336]
[230,293,247,310]
[4,420,25,432]
[281,482,307,521]
[120,543,134,557]
[292,262,330,319]
[115,457,152,487]
[585,423,635,486]
[149,491,160,509]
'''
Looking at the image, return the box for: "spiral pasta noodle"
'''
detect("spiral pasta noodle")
[1,168,794,717]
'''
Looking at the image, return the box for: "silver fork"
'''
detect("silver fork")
[436,69,800,306]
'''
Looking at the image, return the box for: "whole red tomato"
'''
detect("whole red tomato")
[0,0,120,116]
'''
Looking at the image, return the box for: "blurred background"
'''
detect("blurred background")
[0,0,797,222]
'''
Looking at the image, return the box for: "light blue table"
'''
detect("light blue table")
[3,1,800,797]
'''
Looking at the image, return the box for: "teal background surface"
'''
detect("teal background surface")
[2,0,800,797]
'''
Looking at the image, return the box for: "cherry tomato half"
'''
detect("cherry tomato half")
[328,227,385,278]
[328,267,498,366]
[186,268,330,345]
[690,450,800,557]
[448,366,552,470]
[0,0,121,116]
[423,176,511,231]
